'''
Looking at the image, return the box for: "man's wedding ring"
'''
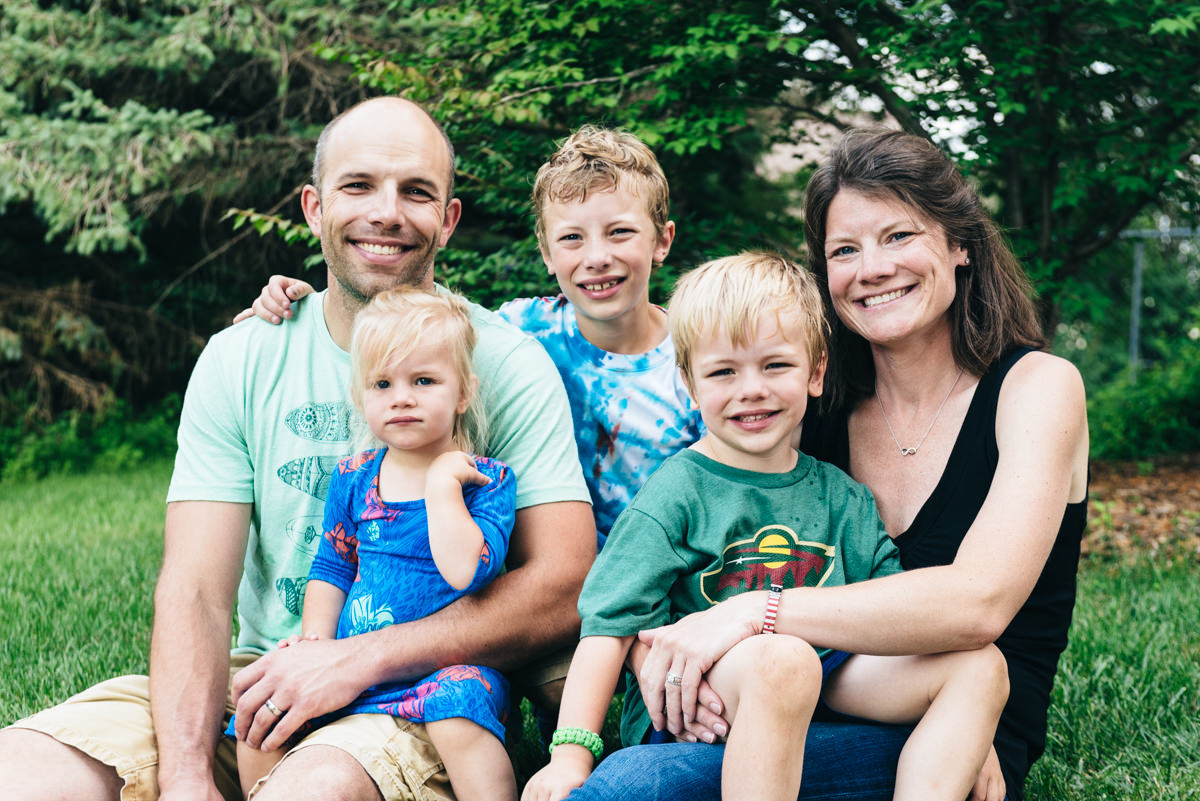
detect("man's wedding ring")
[264,698,285,717]
[665,672,684,687]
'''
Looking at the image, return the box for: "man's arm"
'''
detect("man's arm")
[235,498,594,750]
[151,501,249,800]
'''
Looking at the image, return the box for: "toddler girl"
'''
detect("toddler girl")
[234,286,517,801]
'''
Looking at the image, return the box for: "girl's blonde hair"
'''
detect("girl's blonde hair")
[668,251,829,392]
[348,286,484,453]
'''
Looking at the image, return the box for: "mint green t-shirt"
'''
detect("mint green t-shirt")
[578,447,901,746]
[167,289,590,654]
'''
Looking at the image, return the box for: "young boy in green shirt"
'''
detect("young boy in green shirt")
[523,252,1009,801]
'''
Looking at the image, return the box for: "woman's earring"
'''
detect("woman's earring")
[961,254,971,266]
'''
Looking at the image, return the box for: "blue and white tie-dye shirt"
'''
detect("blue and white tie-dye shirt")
[498,295,704,543]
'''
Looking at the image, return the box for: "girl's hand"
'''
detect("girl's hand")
[233,275,316,324]
[428,451,490,490]
[275,632,320,649]
[520,747,594,801]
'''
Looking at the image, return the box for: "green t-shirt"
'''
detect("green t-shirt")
[167,288,590,654]
[577,447,901,746]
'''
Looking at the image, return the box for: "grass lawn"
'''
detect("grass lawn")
[2,460,1198,798]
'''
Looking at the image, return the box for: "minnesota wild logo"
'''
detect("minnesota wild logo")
[699,524,835,604]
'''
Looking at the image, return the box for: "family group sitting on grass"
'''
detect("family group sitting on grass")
[0,96,1088,801]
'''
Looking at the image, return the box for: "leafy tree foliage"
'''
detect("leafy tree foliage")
[3,0,1200,462]
[0,0,394,427]
[342,0,1200,327]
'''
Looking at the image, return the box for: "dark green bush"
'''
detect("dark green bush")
[1,396,179,483]
[1087,339,1200,460]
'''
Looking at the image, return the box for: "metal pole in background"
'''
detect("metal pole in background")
[1129,240,1143,382]
[1119,225,1199,384]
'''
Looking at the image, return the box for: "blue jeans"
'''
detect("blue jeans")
[568,721,911,801]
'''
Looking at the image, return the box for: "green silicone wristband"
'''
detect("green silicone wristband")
[549,726,604,761]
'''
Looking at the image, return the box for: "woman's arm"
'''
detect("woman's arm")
[640,353,1088,709]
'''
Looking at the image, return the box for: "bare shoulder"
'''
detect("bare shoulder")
[1000,350,1086,413]
[996,351,1089,500]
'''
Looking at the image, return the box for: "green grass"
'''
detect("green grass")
[0,460,169,722]
[2,461,1198,799]
[1025,560,1200,800]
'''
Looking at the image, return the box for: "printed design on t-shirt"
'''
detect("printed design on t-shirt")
[347,592,395,634]
[324,521,360,566]
[277,455,340,500]
[284,515,323,556]
[276,575,308,616]
[285,401,352,442]
[700,524,836,604]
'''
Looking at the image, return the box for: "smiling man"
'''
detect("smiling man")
[0,97,594,801]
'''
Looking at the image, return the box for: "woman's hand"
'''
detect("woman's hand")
[636,592,760,736]
[970,746,1006,801]
[232,274,316,324]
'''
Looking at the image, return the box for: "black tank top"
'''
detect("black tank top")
[802,348,1086,801]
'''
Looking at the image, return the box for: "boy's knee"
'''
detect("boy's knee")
[741,635,823,708]
[958,644,1009,706]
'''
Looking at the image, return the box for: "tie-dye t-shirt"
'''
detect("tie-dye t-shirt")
[498,295,704,542]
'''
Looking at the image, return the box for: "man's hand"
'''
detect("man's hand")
[232,275,316,324]
[231,637,365,751]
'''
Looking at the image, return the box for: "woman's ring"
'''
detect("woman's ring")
[264,698,285,717]
[666,671,684,687]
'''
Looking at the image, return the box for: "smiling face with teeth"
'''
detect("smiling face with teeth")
[686,310,826,474]
[301,98,462,334]
[822,189,966,352]
[540,185,674,353]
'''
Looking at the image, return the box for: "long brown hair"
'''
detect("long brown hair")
[803,128,1045,410]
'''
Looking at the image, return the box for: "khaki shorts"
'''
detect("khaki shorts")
[9,654,453,801]
[510,646,574,709]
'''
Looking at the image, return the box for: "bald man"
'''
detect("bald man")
[0,98,594,801]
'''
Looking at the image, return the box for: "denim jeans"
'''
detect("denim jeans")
[568,721,912,801]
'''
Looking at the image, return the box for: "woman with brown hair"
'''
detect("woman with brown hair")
[579,128,1088,801]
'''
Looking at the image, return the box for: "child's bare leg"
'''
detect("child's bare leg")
[236,740,287,798]
[426,717,516,801]
[703,634,822,801]
[822,646,1009,801]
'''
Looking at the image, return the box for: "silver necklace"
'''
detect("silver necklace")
[875,367,965,456]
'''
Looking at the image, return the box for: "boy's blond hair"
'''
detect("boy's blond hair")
[349,286,484,453]
[532,124,670,250]
[668,252,829,391]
